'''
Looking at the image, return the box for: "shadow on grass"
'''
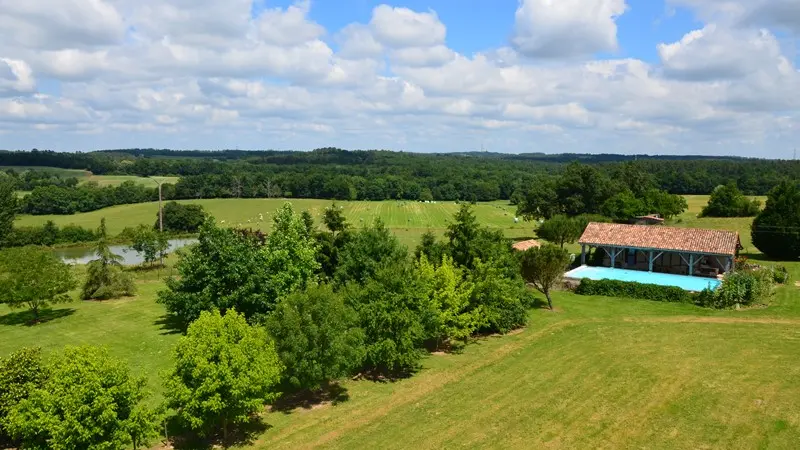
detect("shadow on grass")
[270,383,350,414]
[154,314,185,335]
[0,308,76,326]
[167,417,271,450]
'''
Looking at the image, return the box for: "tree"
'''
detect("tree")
[641,189,688,220]
[415,231,446,264]
[159,201,207,233]
[520,245,571,310]
[417,255,484,349]
[446,204,481,268]
[131,224,169,267]
[516,176,561,220]
[158,218,273,328]
[300,210,315,235]
[82,219,136,300]
[264,203,319,302]
[344,263,431,375]
[468,260,531,333]
[265,285,365,392]
[0,179,17,248]
[322,203,348,236]
[600,191,647,221]
[164,310,282,441]
[0,348,46,445]
[536,215,585,248]
[334,219,407,286]
[752,182,800,259]
[0,247,76,321]
[701,183,761,218]
[5,346,158,450]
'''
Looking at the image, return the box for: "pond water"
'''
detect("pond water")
[54,238,198,266]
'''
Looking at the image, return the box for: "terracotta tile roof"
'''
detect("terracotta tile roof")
[512,239,542,251]
[579,222,740,256]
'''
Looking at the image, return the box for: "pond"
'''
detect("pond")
[54,238,198,266]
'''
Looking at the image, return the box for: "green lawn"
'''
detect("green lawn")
[16,199,529,247]
[5,195,800,448]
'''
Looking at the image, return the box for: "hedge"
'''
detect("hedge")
[575,278,692,303]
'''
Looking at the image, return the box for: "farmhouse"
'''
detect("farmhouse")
[578,222,741,278]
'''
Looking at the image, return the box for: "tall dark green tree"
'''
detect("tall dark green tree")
[265,285,365,392]
[334,219,407,286]
[0,179,17,248]
[446,204,480,269]
[752,182,800,259]
[82,219,135,300]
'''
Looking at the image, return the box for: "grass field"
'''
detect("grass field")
[16,199,530,247]
[5,194,800,448]
[3,166,180,198]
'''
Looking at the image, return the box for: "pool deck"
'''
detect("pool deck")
[565,265,722,292]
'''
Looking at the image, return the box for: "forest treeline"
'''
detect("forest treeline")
[1,148,798,215]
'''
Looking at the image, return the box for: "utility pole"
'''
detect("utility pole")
[150,177,164,266]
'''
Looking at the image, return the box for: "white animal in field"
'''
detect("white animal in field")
[220,220,226,224]
[514,217,519,223]
[247,219,251,223]
[258,214,263,221]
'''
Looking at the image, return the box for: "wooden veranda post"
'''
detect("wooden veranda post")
[581,245,586,265]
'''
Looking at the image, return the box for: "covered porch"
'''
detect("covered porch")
[578,222,741,279]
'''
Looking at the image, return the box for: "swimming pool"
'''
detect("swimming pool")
[565,266,721,292]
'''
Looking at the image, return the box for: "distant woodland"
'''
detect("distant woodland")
[1,148,796,215]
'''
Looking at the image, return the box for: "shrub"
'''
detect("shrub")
[575,278,693,303]
[772,266,790,284]
[696,269,775,309]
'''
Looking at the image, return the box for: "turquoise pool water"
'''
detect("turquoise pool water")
[565,266,721,292]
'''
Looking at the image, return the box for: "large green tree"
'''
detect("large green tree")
[344,263,432,375]
[5,346,158,450]
[418,255,484,349]
[0,179,17,248]
[520,245,572,310]
[160,205,318,327]
[265,285,365,392]
[536,215,585,248]
[0,246,76,321]
[701,183,761,218]
[752,181,800,259]
[334,219,407,286]
[0,348,46,446]
[264,203,319,300]
[468,260,532,334]
[164,309,282,441]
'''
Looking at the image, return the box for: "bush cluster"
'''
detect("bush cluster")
[696,269,775,309]
[575,278,693,303]
[4,221,98,247]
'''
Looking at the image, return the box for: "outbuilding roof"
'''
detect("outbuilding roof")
[511,239,542,251]
[579,222,740,256]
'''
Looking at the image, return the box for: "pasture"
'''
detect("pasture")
[5,194,800,448]
[16,198,530,247]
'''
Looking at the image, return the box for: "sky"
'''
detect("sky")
[0,0,799,157]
